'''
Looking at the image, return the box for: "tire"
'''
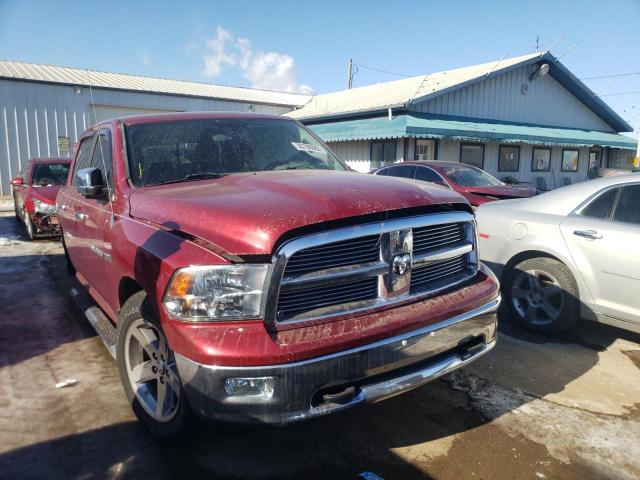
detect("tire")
[504,257,580,334]
[116,291,193,437]
[24,214,36,241]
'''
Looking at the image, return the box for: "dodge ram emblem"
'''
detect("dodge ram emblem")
[392,253,412,276]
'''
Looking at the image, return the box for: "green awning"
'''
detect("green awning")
[308,113,638,149]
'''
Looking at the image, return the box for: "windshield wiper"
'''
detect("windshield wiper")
[183,172,229,180]
[146,173,228,187]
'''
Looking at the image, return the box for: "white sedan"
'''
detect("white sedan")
[476,173,640,334]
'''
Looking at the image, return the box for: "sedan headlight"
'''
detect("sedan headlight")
[163,265,271,321]
[33,198,57,215]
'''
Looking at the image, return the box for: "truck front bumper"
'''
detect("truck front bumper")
[175,296,499,426]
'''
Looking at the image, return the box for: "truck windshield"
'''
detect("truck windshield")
[124,118,347,186]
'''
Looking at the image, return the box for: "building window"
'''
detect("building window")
[415,139,435,160]
[531,147,551,172]
[607,149,634,169]
[460,143,484,168]
[561,149,579,172]
[498,145,520,172]
[371,140,396,168]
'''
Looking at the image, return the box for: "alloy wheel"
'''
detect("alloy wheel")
[123,319,181,423]
[511,269,564,326]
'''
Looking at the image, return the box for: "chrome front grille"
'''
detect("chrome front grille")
[413,223,465,256]
[269,212,477,327]
[276,277,378,321]
[283,235,380,275]
[410,254,468,294]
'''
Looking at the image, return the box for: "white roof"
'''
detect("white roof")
[287,52,544,119]
[0,60,311,107]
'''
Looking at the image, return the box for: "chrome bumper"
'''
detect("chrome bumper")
[176,296,499,426]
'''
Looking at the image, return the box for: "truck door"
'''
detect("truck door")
[73,128,117,310]
[560,184,640,324]
[58,134,96,273]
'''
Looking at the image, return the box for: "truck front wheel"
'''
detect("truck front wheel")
[116,291,193,437]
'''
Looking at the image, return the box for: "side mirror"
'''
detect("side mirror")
[76,168,105,198]
[10,177,23,186]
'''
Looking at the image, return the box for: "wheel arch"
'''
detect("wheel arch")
[500,247,593,315]
[502,249,566,282]
[118,276,144,308]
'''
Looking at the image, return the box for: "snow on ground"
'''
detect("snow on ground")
[0,234,21,247]
[0,198,14,212]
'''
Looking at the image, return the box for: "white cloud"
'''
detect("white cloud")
[200,27,313,94]
[139,51,151,68]
[202,26,237,77]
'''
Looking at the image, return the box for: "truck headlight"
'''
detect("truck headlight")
[163,265,271,321]
[33,198,57,215]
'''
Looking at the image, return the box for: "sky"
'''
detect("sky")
[1,0,639,135]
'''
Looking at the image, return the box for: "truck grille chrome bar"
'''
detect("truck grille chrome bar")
[266,212,478,329]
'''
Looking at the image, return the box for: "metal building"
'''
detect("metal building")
[288,52,637,189]
[0,60,310,195]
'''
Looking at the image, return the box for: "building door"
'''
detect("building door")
[415,140,435,160]
[588,149,601,179]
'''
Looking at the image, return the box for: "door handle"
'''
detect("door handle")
[75,212,88,222]
[573,229,602,240]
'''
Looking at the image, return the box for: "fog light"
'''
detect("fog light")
[224,377,275,399]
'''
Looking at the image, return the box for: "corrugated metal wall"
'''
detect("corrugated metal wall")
[0,79,292,195]
[411,64,614,132]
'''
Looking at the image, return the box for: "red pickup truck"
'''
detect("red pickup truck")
[57,112,499,436]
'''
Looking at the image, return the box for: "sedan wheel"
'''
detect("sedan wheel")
[511,269,563,326]
[123,318,181,423]
[505,257,580,334]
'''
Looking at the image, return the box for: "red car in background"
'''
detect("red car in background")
[373,160,537,207]
[10,157,71,239]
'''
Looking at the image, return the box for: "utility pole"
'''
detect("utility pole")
[347,59,353,89]
[535,35,541,51]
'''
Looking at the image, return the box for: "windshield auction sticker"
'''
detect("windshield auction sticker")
[291,142,326,153]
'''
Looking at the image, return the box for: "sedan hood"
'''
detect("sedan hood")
[31,185,63,204]
[129,171,468,255]
[461,184,536,199]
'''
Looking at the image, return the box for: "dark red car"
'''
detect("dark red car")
[10,157,71,239]
[373,161,537,207]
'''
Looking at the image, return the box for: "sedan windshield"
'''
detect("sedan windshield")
[441,165,503,187]
[31,163,70,186]
[124,118,347,186]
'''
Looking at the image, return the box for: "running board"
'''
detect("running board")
[71,287,118,359]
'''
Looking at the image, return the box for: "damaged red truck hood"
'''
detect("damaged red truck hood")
[129,170,468,255]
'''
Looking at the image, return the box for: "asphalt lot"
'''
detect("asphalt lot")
[0,209,639,480]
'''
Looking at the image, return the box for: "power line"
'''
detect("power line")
[353,63,414,78]
[581,72,640,80]
[600,90,640,97]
